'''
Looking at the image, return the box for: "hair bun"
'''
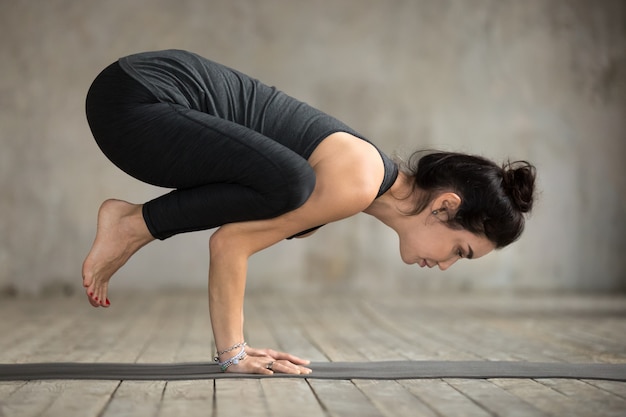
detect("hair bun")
[501,161,536,213]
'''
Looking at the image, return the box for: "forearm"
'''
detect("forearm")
[208,232,249,356]
[204,201,348,373]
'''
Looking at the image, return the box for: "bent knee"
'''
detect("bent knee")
[280,165,316,212]
[289,168,316,208]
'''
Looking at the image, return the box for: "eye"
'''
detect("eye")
[457,249,464,258]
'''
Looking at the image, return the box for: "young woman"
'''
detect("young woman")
[83,49,536,375]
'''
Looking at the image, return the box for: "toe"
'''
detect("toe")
[86,285,101,308]
[93,292,102,306]
[87,292,99,307]
[82,264,93,288]
[97,284,109,307]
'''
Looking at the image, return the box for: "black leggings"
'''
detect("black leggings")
[85,62,316,240]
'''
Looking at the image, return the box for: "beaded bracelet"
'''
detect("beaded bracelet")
[216,346,247,372]
[213,342,247,362]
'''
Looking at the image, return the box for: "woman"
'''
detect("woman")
[83,49,536,375]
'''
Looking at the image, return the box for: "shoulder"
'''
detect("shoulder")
[309,132,385,209]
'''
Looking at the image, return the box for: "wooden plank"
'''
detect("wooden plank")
[0,381,26,417]
[0,299,45,361]
[490,378,603,417]
[482,317,590,363]
[236,302,327,417]
[38,380,119,417]
[309,299,483,417]
[172,296,214,363]
[100,381,166,417]
[247,297,360,362]
[244,297,319,364]
[353,380,439,417]
[13,292,151,364]
[158,380,214,417]
[447,378,549,417]
[359,299,483,361]
[588,319,626,344]
[64,294,148,362]
[271,326,329,363]
[12,299,137,363]
[349,301,429,362]
[0,317,76,363]
[307,379,384,417]
[309,296,444,362]
[408,293,626,363]
[214,379,270,417]
[242,300,281,350]
[283,299,370,362]
[398,308,556,362]
[1,292,625,417]
[136,294,191,363]
[437,317,561,362]
[584,380,626,400]
[0,381,69,417]
[524,320,626,363]
[400,379,493,417]
[252,298,329,362]
[539,378,626,416]
[261,379,327,417]
[96,297,169,363]
[469,294,626,364]
[559,319,626,347]
[0,381,25,396]
[259,295,425,363]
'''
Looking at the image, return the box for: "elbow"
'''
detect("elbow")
[209,225,250,261]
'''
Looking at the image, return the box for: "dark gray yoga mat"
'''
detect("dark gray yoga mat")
[2,361,626,381]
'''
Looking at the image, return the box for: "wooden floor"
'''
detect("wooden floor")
[1,290,625,417]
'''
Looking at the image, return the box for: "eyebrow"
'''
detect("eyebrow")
[467,245,474,259]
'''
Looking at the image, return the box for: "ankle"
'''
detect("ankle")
[127,205,154,245]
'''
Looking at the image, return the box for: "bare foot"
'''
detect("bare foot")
[82,199,154,307]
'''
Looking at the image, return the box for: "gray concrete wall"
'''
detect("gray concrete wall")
[1,0,624,296]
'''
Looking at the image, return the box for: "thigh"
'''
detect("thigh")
[103,103,311,189]
[128,107,318,239]
[87,74,312,192]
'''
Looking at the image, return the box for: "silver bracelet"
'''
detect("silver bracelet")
[217,346,247,372]
[213,342,247,362]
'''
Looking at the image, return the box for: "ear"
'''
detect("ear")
[431,192,462,215]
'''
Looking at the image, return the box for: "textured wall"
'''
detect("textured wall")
[1,0,624,296]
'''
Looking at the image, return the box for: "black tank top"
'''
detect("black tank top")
[118,49,398,238]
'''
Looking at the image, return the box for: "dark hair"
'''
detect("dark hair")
[402,151,536,248]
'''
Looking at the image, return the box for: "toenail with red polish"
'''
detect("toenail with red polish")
[106,299,110,305]
[94,297,99,301]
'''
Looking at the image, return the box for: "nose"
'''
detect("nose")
[438,258,457,271]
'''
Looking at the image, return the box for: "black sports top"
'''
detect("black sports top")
[118,50,398,238]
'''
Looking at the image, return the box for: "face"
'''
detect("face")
[397,214,496,271]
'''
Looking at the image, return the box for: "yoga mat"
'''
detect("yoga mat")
[2,361,625,381]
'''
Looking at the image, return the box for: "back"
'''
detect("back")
[118,49,359,160]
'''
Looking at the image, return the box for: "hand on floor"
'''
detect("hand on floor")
[224,346,312,375]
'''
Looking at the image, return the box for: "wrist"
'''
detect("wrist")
[215,345,247,372]
[213,341,247,362]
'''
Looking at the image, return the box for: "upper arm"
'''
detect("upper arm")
[214,178,373,257]
[213,136,385,256]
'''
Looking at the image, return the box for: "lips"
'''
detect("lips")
[418,259,435,268]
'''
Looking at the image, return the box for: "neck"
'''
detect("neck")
[363,171,415,227]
